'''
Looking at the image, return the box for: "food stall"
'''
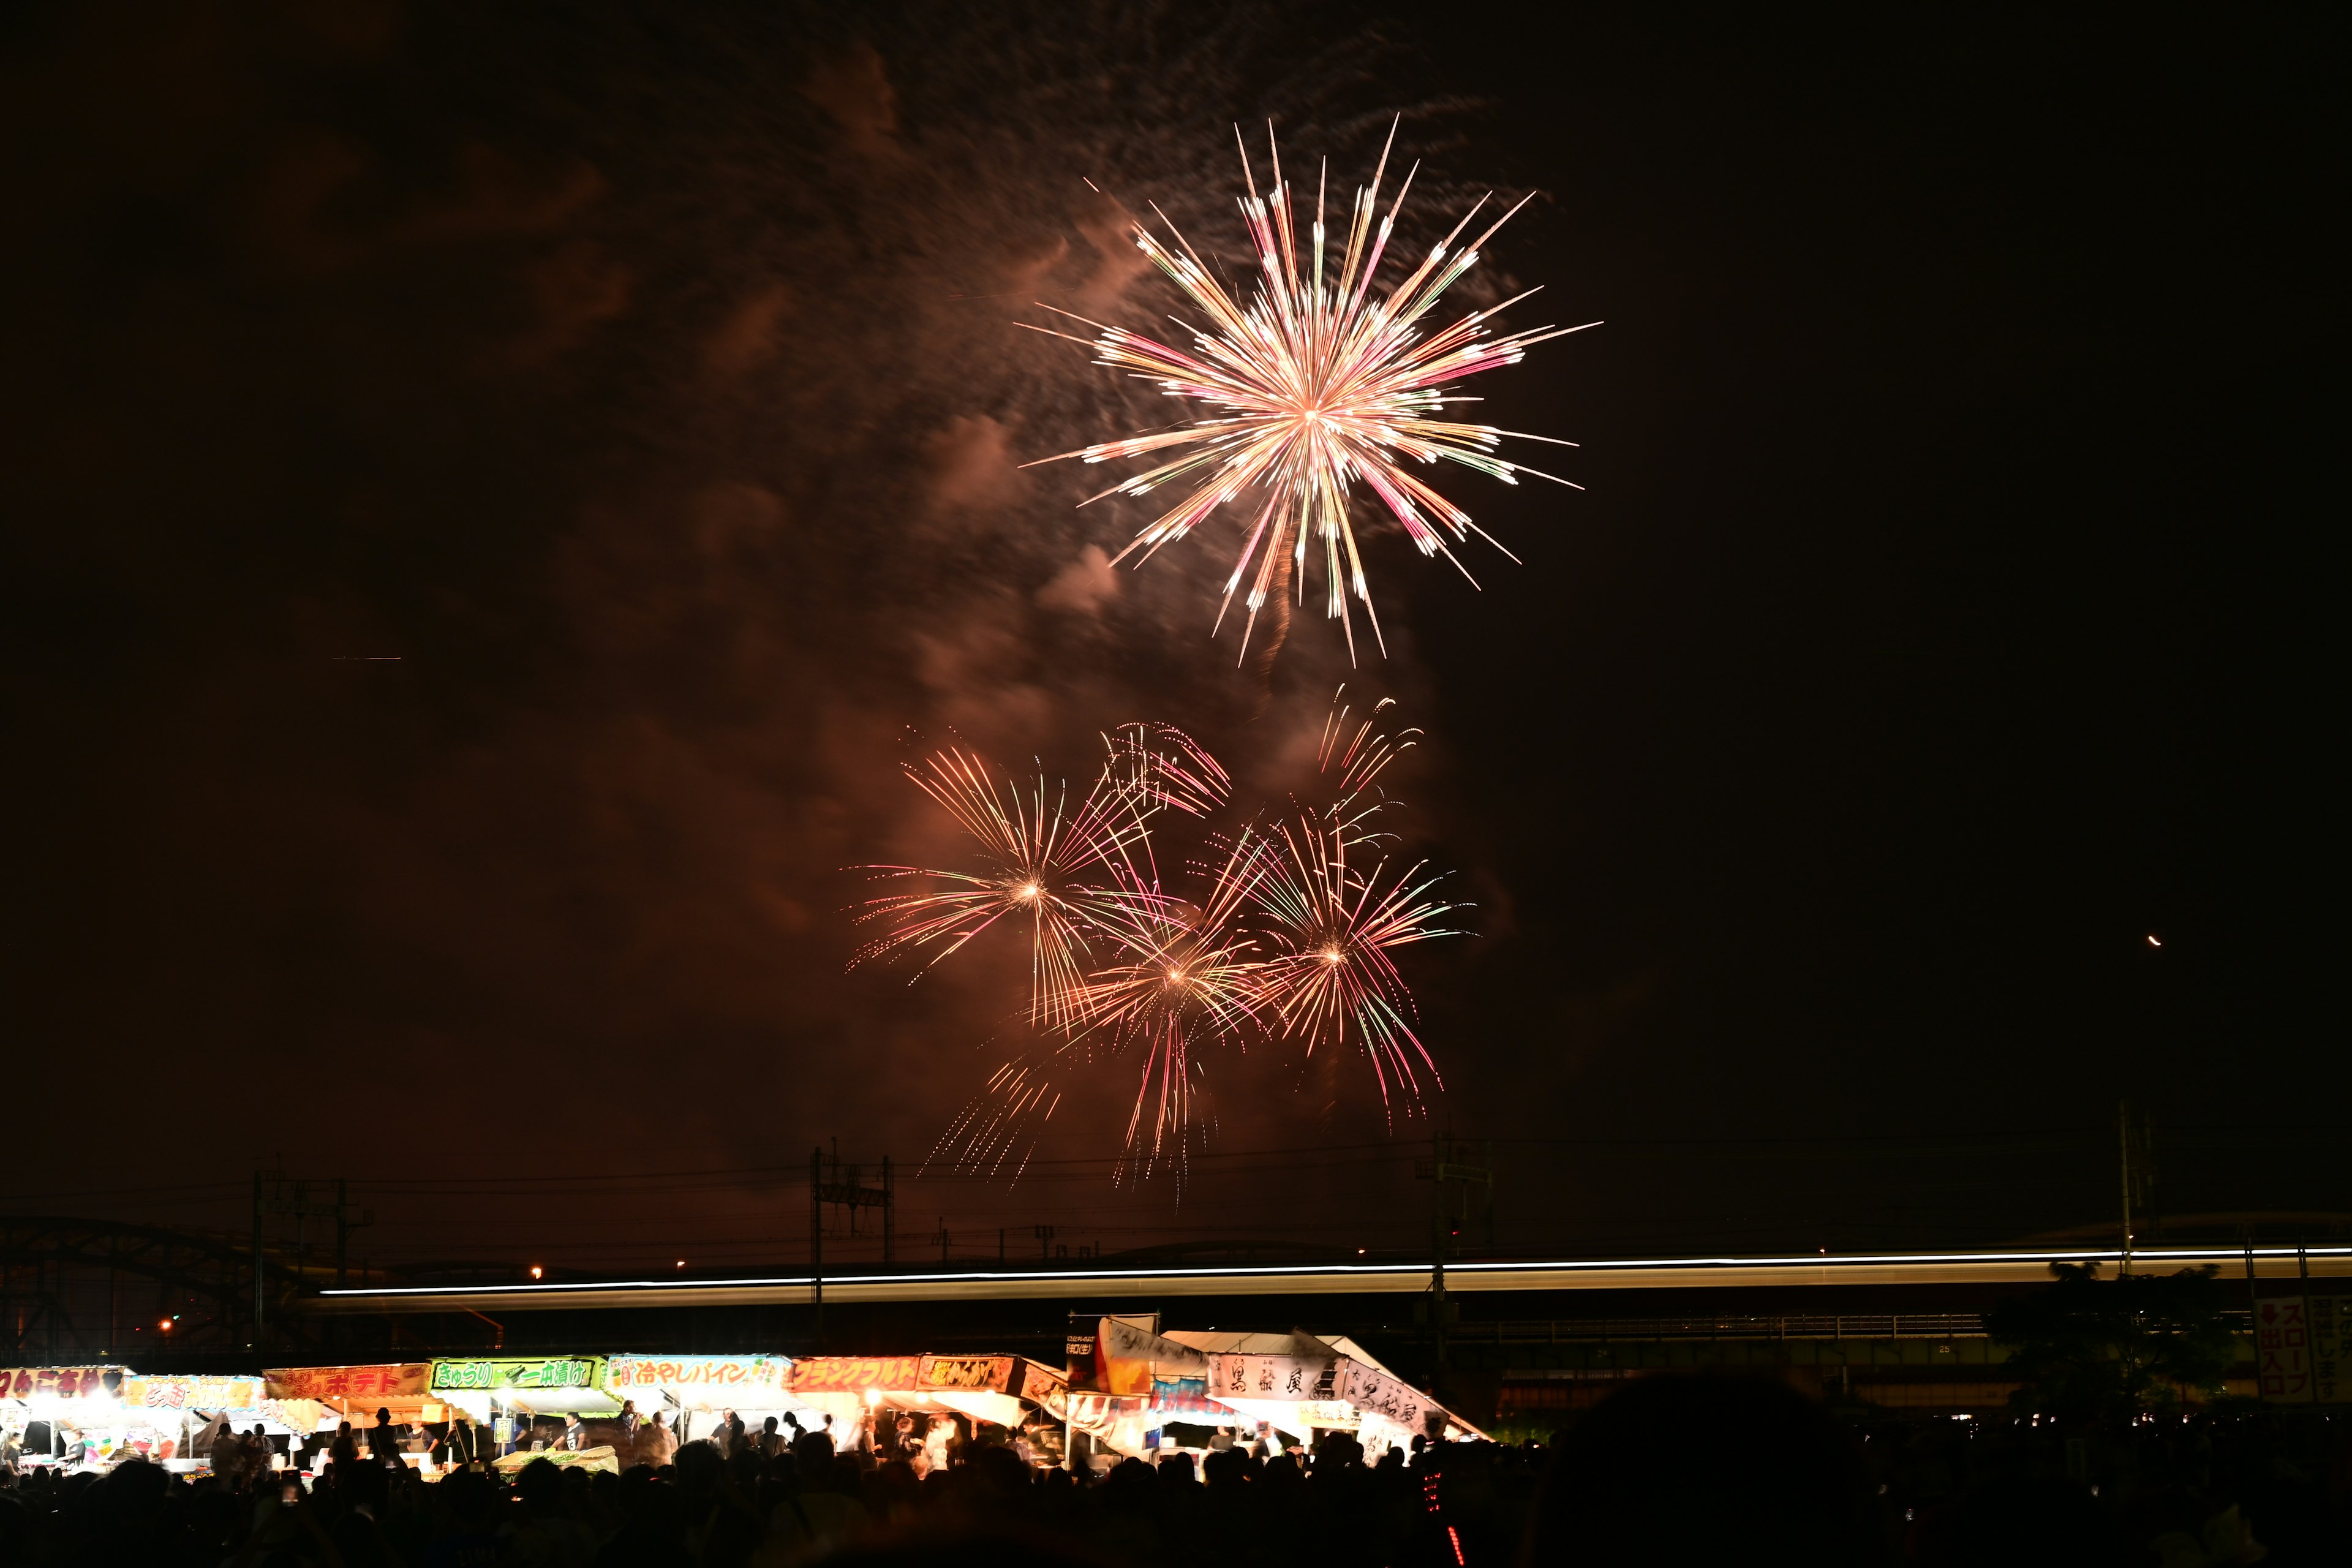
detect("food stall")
[1068,1317,1235,1463]
[1169,1329,1487,1459]
[264,1363,445,1472]
[603,1352,816,1449]
[788,1354,1070,1469]
[427,1355,620,1464]
[2,1366,132,1470]
[122,1374,320,1473]
[1,1367,309,1473]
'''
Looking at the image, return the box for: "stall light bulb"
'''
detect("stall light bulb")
[864,1389,881,1406]
[530,1266,543,1280]
[159,1319,173,1331]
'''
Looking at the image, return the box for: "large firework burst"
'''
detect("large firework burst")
[1027,123,1596,661]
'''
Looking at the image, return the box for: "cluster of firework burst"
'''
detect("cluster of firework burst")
[850,697,1463,1185]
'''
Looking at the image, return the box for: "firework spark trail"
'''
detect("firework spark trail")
[849,744,1166,1033]
[1024,121,1598,662]
[1105,719,1231,823]
[1250,810,1466,1118]
[929,1058,1065,1184]
[1065,831,1276,1185]
[1316,687,1421,831]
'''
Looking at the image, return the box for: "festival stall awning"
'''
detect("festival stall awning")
[266,1363,430,1404]
[119,1375,267,1415]
[426,1356,619,1417]
[1165,1328,1488,1449]
[788,1353,1056,1432]
[263,1363,439,1431]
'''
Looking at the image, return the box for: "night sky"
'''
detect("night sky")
[3,5,2335,1275]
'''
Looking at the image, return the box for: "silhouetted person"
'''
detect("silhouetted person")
[1525,1374,1875,1567]
[1921,1474,2123,1566]
[442,1410,479,1469]
[366,1406,400,1467]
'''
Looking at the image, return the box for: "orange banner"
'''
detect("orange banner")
[918,1355,1014,1393]
[264,1364,430,1403]
[790,1356,922,1394]
[1,1367,124,1401]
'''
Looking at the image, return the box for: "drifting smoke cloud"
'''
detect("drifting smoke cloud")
[2,1,1514,1252]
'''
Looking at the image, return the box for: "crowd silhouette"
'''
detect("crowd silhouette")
[1,1374,2344,1565]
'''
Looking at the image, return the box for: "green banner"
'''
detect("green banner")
[429,1356,605,1393]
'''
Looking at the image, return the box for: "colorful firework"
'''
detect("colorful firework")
[879,699,1469,1182]
[1250,809,1464,1117]
[1314,688,1421,832]
[851,726,1234,1031]
[850,746,1148,1033]
[1104,719,1231,823]
[1025,123,1596,661]
[1064,832,1274,1180]
[929,833,1273,1191]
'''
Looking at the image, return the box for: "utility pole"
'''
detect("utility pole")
[253,1169,368,1349]
[810,1143,895,1343]
[1034,1225,1057,1260]
[1416,1134,1493,1380]
[2117,1101,2155,1275]
[331,1180,372,1291]
[251,1171,265,1347]
[810,1147,823,1344]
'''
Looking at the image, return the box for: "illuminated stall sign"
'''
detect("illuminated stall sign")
[606,1356,790,1396]
[123,1376,266,1411]
[788,1354,1025,1397]
[790,1357,922,1395]
[430,1357,603,1393]
[1,1367,126,1401]
[265,1365,429,1403]
[918,1355,1014,1393]
[1208,1354,1341,1403]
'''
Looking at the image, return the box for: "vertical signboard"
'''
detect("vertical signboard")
[2254,1295,2313,1403]
[2306,1291,2349,1404]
